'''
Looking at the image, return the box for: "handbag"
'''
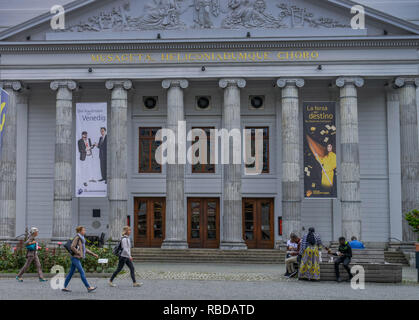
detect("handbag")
[26,243,37,251]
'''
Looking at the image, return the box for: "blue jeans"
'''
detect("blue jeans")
[64,257,90,288]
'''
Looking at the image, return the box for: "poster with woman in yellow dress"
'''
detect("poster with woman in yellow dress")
[303,102,337,198]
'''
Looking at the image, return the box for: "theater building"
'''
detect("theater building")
[0,0,418,249]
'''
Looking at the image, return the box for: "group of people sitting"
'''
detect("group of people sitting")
[284,228,364,282]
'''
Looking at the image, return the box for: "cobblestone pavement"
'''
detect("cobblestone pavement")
[0,263,418,300]
[0,277,418,300]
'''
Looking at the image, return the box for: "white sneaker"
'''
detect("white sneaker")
[133,282,143,287]
[108,281,116,287]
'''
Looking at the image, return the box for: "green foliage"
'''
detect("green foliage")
[0,241,118,274]
[405,209,419,240]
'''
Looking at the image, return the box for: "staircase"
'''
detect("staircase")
[131,248,286,264]
[384,251,410,266]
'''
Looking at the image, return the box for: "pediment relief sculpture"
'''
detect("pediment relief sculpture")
[58,0,350,32]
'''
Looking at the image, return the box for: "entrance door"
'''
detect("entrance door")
[242,198,274,249]
[134,198,165,247]
[187,198,220,248]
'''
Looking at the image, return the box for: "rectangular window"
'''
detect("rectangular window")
[139,127,162,173]
[191,127,215,174]
[245,127,269,174]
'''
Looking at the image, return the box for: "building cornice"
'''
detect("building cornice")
[0,36,419,53]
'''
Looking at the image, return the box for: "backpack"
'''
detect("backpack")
[63,239,74,256]
[112,238,123,257]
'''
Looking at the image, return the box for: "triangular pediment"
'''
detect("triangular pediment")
[1,0,418,41]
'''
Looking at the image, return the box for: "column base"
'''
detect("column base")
[220,241,248,250]
[161,240,189,249]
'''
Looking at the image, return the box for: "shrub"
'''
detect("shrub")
[0,241,118,273]
[405,209,419,241]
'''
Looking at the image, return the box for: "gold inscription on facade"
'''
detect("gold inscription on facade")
[91,51,319,64]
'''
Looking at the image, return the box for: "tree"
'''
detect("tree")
[405,209,419,241]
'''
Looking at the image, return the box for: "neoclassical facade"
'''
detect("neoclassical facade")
[0,0,418,248]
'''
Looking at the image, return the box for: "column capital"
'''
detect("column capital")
[385,84,399,102]
[162,79,189,89]
[276,78,305,88]
[0,81,22,92]
[336,77,364,88]
[50,80,77,91]
[394,77,419,88]
[219,78,246,89]
[105,79,133,90]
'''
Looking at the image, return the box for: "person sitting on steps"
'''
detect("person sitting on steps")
[328,237,353,282]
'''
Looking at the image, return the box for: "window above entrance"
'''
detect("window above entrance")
[139,127,162,173]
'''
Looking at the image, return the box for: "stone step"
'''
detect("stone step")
[384,251,409,266]
[131,251,285,255]
[131,255,285,260]
[131,248,286,263]
[132,258,283,264]
[319,263,402,283]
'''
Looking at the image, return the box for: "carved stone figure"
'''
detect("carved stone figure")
[193,0,220,28]
[248,0,282,28]
[137,0,189,30]
[277,3,349,28]
[222,0,281,29]
[62,2,134,32]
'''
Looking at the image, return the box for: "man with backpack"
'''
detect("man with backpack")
[109,226,142,287]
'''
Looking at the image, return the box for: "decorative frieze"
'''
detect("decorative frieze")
[59,0,350,32]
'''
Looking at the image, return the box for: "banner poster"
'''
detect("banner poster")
[0,89,9,159]
[303,102,337,199]
[75,103,107,197]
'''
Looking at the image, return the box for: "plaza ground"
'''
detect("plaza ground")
[0,263,417,300]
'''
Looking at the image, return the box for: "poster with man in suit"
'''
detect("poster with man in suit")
[95,127,107,183]
[75,103,107,197]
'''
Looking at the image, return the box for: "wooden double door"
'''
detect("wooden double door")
[134,197,165,247]
[187,198,220,248]
[242,198,274,249]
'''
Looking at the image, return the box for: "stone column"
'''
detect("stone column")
[219,78,247,250]
[336,77,364,240]
[161,79,189,249]
[385,85,403,242]
[105,80,132,240]
[395,77,419,242]
[0,81,22,240]
[50,80,77,241]
[277,78,304,239]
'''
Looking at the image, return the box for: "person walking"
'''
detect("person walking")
[62,226,98,293]
[109,226,142,287]
[16,227,48,282]
[298,227,323,281]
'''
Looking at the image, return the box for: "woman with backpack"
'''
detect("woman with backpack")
[109,226,142,287]
[16,227,48,282]
[298,227,323,281]
[62,226,98,293]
